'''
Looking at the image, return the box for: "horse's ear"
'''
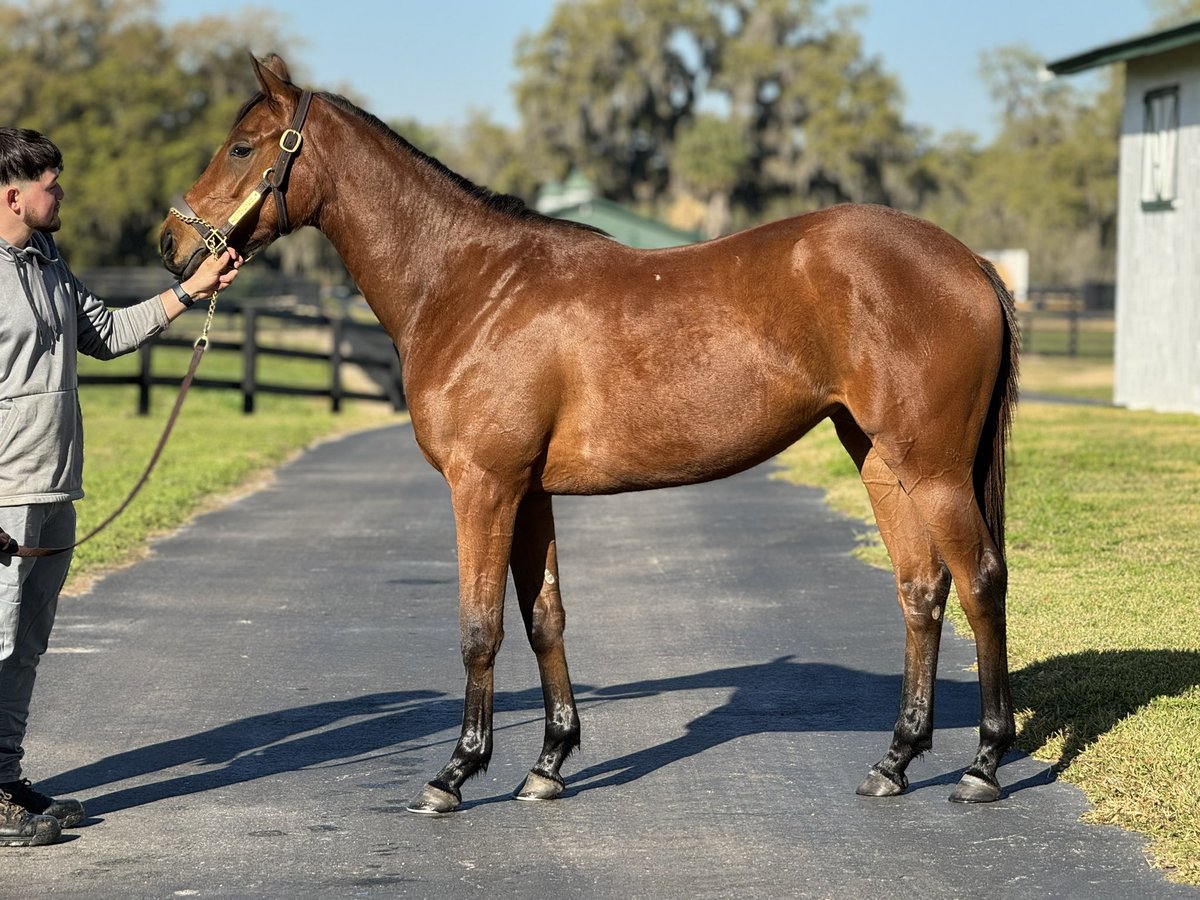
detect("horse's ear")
[250,52,295,105]
[260,53,292,83]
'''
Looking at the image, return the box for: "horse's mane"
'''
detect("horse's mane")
[236,90,606,237]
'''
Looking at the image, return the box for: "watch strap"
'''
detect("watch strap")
[170,282,196,308]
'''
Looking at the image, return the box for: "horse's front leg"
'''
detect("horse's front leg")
[509,492,581,801]
[407,466,523,815]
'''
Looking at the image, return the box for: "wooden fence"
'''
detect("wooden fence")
[1019,286,1115,358]
[79,303,405,415]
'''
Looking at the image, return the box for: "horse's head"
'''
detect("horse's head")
[160,53,318,279]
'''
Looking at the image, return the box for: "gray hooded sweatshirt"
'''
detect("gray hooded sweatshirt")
[0,230,169,506]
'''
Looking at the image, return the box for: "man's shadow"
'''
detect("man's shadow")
[40,650,1198,815]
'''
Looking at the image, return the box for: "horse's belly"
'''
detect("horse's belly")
[539,392,827,495]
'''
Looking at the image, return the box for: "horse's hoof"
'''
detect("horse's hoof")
[406,782,461,815]
[514,771,565,802]
[949,772,1001,803]
[856,769,906,797]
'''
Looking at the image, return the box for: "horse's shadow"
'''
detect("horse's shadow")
[40,650,1196,815]
[553,657,983,799]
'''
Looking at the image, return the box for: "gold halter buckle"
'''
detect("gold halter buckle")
[279,129,302,153]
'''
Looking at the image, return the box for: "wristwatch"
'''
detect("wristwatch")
[169,282,196,308]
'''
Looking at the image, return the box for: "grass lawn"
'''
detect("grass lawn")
[1018,354,1116,404]
[775,355,1200,884]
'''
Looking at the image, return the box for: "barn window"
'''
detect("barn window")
[1142,86,1179,208]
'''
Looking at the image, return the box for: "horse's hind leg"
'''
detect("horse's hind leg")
[932,504,1013,802]
[407,465,523,814]
[509,492,581,800]
[863,431,1015,803]
[833,414,952,797]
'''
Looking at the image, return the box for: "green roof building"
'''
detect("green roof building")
[536,173,701,249]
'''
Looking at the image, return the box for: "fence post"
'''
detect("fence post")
[330,317,344,413]
[137,343,153,415]
[1068,307,1079,357]
[242,308,257,414]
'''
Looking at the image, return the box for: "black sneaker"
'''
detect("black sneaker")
[0,779,84,828]
[0,790,60,847]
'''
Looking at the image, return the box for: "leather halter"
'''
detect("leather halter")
[171,89,314,257]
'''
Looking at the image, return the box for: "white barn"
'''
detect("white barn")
[1050,21,1200,415]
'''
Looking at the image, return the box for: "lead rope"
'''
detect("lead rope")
[10,279,224,559]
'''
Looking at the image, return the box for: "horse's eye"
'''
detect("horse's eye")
[230,144,252,159]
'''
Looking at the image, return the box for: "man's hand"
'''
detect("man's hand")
[0,527,17,555]
[181,248,244,301]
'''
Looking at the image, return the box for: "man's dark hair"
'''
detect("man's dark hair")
[0,127,63,185]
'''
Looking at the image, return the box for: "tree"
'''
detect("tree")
[916,45,1120,285]
[706,0,919,218]
[1149,0,1200,27]
[385,117,453,161]
[438,111,544,201]
[514,0,920,235]
[515,0,709,205]
[671,113,752,236]
[0,0,288,266]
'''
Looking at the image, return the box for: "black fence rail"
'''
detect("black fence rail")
[1019,285,1115,358]
[80,304,406,415]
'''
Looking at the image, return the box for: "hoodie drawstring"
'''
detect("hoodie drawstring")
[0,241,61,350]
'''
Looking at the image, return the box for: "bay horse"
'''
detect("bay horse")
[160,54,1019,814]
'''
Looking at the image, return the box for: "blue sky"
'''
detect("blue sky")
[159,0,1158,141]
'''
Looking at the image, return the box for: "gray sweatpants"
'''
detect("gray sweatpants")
[0,502,75,782]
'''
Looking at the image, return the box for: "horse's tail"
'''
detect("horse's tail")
[973,255,1021,559]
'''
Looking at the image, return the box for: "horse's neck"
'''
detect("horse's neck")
[311,119,500,352]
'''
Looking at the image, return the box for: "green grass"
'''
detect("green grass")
[774,355,1200,884]
[1019,354,1115,404]
[71,347,403,586]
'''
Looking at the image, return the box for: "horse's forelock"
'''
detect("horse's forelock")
[233,93,265,127]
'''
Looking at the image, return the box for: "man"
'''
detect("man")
[0,126,242,846]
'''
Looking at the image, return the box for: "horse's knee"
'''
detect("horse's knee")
[898,565,951,628]
[460,616,504,669]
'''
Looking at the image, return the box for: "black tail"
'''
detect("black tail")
[973,256,1020,558]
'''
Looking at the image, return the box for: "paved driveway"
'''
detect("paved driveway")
[7,423,1194,898]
